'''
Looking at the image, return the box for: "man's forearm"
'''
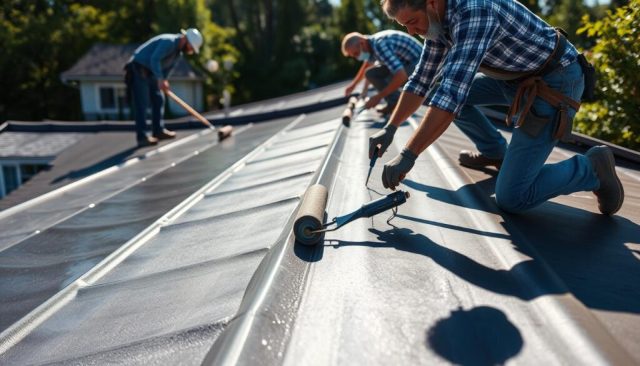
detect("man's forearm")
[351,62,370,86]
[387,91,425,128]
[376,70,408,100]
[405,106,455,155]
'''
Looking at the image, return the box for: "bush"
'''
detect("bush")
[574,0,640,150]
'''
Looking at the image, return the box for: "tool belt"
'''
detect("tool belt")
[479,29,582,140]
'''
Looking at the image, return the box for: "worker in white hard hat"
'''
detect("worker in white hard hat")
[124,28,203,147]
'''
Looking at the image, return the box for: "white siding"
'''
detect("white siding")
[78,79,203,120]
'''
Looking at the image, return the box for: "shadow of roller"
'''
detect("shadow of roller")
[293,184,410,246]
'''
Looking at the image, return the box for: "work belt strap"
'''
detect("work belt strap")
[502,29,581,139]
[507,76,581,139]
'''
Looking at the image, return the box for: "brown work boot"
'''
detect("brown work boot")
[585,145,624,215]
[153,129,176,140]
[376,103,396,115]
[137,136,159,147]
[458,150,503,170]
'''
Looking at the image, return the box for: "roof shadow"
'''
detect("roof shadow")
[391,177,640,315]
[359,227,565,300]
[426,306,523,366]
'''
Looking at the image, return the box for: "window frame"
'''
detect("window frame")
[95,83,129,113]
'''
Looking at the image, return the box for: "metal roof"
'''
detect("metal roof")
[1,83,639,365]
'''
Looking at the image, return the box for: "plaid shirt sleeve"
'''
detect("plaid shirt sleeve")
[376,41,404,74]
[404,40,447,97]
[426,6,500,114]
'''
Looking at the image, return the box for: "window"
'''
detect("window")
[99,87,116,110]
[0,163,49,198]
[98,86,128,112]
[2,165,18,196]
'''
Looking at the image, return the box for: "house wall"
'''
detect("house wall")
[80,80,203,121]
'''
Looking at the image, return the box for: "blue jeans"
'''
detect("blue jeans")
[454,62,599,213]
[127,62,166,141]
[365,61,418,106]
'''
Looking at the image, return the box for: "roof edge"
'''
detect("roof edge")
[4,95,351,133]
[202,121,348,365]
[478,106,640,164]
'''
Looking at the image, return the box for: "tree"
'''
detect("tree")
[0,1,113,121]
[547,0,590,47]
[574,0,640,149]
[0,0,238,121]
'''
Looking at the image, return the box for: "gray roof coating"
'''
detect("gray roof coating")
[1,83,639,365]
[60,43,203,81]
[205,106,640,365]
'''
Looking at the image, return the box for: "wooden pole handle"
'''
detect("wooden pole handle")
[166,90,214,130]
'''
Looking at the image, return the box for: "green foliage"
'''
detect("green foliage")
[0,0,239,121]
[0,1,113,121]
[547,0,589,46]
[338,0,376,34]
[574,0,640,149]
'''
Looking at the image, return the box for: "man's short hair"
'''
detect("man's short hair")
[341,32,364,56]
[380,0,426,18]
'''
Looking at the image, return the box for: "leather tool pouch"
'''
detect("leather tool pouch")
[518,106,573,142]
[577,53,597,102]
[518,109,550,138]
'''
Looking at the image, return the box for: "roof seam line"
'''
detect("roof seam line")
[0,128,216,220]
[0,116,305,354]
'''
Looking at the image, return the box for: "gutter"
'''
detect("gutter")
[202,120,347,366]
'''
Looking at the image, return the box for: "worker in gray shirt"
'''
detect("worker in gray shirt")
[125,28,203,147]
[342,30,422,115]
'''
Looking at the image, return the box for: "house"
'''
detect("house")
[61,43,205,121]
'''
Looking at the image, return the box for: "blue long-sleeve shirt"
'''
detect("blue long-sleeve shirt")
[405,0,578,115]
[368,30,422,74]
[130,34,183,79]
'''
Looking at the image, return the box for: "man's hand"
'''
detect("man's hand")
[364,94,383,109]
[345,84,356,96]
[382,148,417,190]
[369,124,397,159]
[158,79,170,92]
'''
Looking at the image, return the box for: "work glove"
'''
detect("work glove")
[382,148,417,190]
[369,124,397,159]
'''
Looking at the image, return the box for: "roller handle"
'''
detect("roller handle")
[358,190,409,218]
[166,90,215,130]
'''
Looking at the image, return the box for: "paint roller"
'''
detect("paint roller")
[166,89,233,141]
[294,184,410,246]
[341,96,364,127]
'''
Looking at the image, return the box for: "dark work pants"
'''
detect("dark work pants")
[126,62,165,141]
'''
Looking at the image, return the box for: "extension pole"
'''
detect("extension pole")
[166,90,215,130]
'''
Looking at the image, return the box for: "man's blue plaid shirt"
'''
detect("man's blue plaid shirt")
[404,0,579,114]
[369,30,423,74]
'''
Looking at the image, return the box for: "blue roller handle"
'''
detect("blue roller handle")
[334,190,409,228]
[360,190,408,217]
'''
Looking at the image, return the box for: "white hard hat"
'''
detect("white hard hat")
[181,28,203,54]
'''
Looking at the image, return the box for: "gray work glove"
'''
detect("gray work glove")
[369,124,397,159]
[382,148,417,190]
